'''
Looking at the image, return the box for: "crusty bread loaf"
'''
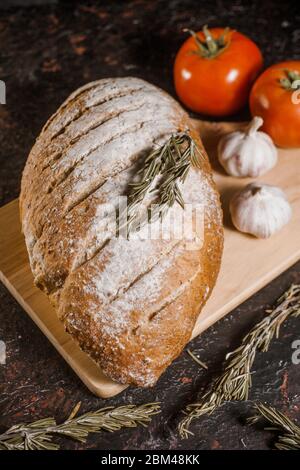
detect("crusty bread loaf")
[20,77,223,387]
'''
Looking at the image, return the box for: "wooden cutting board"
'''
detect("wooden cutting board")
[1,120,300,398]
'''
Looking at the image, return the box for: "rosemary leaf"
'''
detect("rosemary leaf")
[248,403,300,450]
[0,402,160,451]
[187,349,208,370]
[67,401,82,421]
[179,284,300,438]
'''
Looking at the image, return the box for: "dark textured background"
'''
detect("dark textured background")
[0,0,299,450]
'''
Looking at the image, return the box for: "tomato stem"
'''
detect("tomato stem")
[203,25,218,55]
[184,25,231,59]
[280,70,300,91]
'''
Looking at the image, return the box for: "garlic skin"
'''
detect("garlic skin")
[218,117,278,178]
[230,183,292,239]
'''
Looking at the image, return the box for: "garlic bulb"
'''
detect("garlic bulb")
[218,117,278,177]
[230,183,292,238]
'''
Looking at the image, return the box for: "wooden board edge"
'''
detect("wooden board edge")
[192,250,299,339]
[0,268,128,398]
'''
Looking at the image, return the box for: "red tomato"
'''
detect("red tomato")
[174,26,263,116]
[250,61,300,148]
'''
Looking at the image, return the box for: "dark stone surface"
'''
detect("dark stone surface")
[0,0,299,450]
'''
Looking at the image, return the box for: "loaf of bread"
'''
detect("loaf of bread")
[20,77,223,387]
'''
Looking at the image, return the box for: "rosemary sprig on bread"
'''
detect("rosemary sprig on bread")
[121,132,203,234]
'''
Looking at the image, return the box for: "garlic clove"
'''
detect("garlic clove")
[230,182,292,239]
[218,117,278,178]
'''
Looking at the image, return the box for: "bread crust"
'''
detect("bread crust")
[20,77,223,387]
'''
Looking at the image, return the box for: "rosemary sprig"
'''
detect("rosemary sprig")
[119,132,203,234]
[179,284,300,438]
[248,403,300,450]
[0,402,160,450]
